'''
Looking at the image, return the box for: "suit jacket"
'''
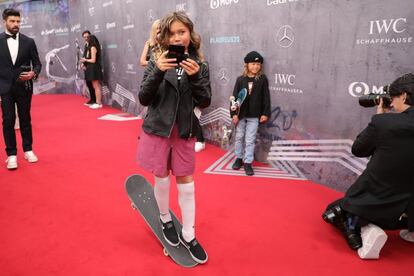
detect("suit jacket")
[230,75,271,119]
[0,32,42,95]
[341,106,414,230]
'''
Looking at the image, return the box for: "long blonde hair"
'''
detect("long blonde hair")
[148,19,160,46]
[154,12,204,62]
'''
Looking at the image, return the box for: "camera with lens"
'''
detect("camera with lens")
[358,85,392,108]
[322,205,343,224]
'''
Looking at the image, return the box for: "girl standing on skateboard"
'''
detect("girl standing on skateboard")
[231,51,271,176]
[137,11,211,264]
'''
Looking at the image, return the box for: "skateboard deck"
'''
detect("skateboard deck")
[125,174,198,267]
[230,88,247,116]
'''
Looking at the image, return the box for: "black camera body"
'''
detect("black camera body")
[322,205,343,224]
[358,85,391,108]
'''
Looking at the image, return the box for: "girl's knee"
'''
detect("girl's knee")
[176,175,193,184]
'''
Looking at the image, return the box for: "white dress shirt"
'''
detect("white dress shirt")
[5,30,19,65]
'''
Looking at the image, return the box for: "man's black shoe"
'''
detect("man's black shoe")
[244,163,254,176]
[179,232,208,264]
[232,158,243,170]
[160,220,179,246]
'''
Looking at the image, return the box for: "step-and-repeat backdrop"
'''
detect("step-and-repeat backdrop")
[1,0,413,190]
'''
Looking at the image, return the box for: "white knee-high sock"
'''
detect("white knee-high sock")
[154,176,172,223]
[177,182,195,242]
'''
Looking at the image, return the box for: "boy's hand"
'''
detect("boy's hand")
[259,115,268,123]
[232,115,239,125]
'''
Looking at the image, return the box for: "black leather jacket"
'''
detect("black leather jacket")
[139,58,211,138]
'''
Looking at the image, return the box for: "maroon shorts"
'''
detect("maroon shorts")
[137,125,195,176]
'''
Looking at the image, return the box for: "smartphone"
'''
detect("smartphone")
[167,45,188,63]
[20,65,32,72]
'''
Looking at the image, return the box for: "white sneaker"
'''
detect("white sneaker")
[399,230,414,243]
[6,155,18,170]
[89,103,103,109]
[195,142,205,152]
[24,151,38,163]
[357,224,388,259]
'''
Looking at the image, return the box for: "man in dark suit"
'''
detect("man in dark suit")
[323,73,414,259]
[0,8,41,170]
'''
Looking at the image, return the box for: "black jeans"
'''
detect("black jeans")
[1,82,33,156]
[86,81,96,103]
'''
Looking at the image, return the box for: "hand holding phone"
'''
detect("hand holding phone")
[20,65,31,73]
[156,51,178,72]
[18,65,34,81]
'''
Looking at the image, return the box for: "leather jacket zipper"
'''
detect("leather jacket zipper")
[168,88,180,138]
[189,101,194,139]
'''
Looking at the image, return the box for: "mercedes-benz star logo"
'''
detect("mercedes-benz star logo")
[276,25,294,48]
[217,68,230,86]
[127,39,133,52]
[147,9,156,23]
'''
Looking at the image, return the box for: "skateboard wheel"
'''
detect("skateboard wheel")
[163,248,169,256]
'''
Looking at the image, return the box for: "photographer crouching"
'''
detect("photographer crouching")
[323,73,414,259]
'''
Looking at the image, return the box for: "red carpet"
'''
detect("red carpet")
[0,94,412,276]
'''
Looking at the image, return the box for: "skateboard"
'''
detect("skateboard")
[229,88,247,116]
[125,174,198,267]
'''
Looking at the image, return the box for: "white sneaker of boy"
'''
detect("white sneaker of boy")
[24,151,38,163]
[6,155,18,170]
[195,142,205,152]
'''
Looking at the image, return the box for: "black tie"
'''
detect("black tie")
[6,33,17,40]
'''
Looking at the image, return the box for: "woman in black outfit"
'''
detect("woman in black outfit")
[81,35,103,109]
